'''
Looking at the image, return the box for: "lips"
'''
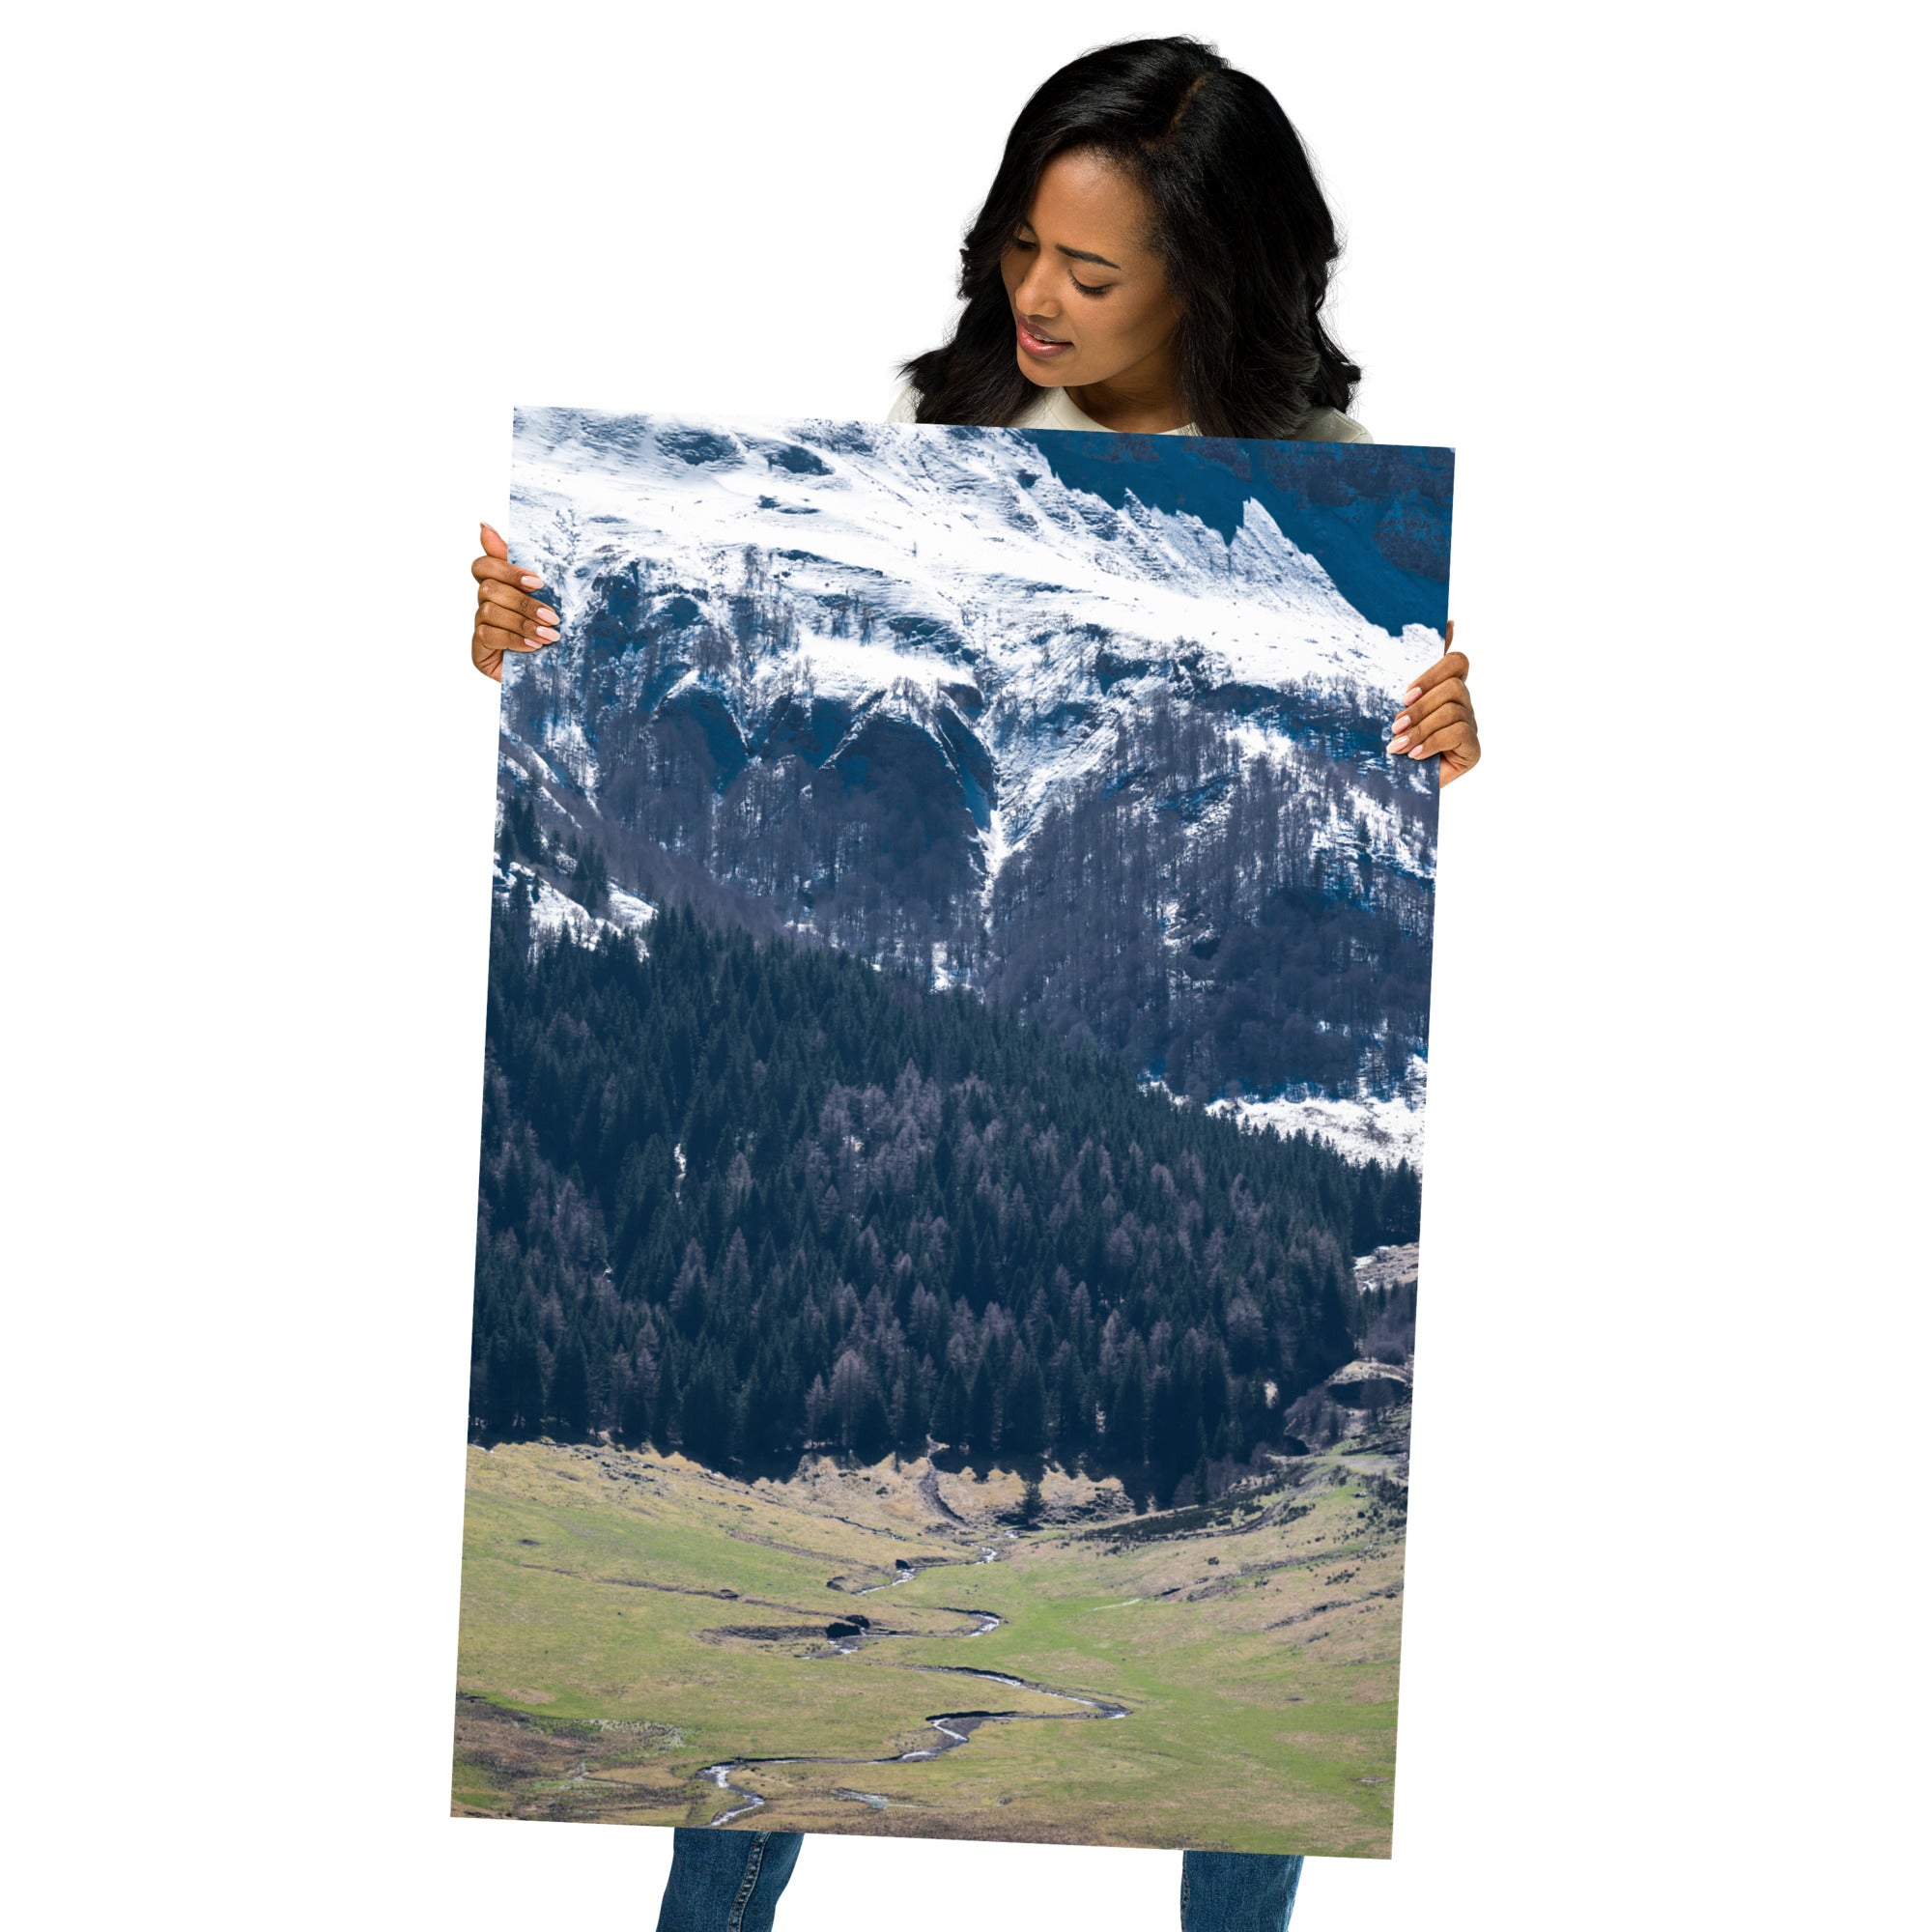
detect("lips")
[1016,316,1072,358]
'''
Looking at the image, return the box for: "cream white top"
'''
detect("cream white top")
[887,381,1371,442]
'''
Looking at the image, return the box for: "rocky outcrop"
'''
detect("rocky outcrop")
[1323,1358,1413,1410]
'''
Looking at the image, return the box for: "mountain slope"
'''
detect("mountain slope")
[500,409,1442,1146]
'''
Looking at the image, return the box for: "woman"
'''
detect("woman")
[468,36,1479,1932]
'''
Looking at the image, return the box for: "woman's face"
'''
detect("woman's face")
[1000,148,1180,396]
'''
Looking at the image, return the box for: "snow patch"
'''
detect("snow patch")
[1207,1059,1428,1171]
[499,863,655,952]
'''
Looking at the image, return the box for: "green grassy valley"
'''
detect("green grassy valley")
[452,1427,1407,1855]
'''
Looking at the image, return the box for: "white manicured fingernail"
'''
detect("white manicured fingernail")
[1388,734,1409,753]
[534,626,559,642]
[521,574,543,588]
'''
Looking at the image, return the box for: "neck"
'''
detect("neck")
[1065,344,1187,434]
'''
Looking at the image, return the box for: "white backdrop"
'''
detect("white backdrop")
[5,5,1923,1928]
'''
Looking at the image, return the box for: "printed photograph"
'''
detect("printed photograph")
[453,407,1452,1854]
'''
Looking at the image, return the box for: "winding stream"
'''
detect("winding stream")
[700,1555,1131,1824]
[703,1662,1130,1825]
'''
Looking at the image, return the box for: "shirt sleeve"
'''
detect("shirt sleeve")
[1297,407,1375,444]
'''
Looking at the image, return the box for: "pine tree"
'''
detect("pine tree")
[1111,1354,1149,1466]
[831,1350,877,1453]
[1003,1349,1048,1457]
[655,1355,684,1454]
[618,1362,653,1445]
[895,1366,931,1458]
[551,1334,591,1437]
[682,1351,734,1464]
[968,1353,998,1459]
[482,1336,517,1438]
[670,1242,709,1338]
[1055,1349,1091,1453]
[577,838,611,912]
[934,1364,969,1448]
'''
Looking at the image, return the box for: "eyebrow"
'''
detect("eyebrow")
[1016,221,1122,272]
[1057,244,1122,270]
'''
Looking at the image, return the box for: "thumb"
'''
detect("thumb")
[479,521,509,560]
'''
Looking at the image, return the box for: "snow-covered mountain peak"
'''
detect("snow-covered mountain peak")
[510,408,1431,710]
[499,408,1441,1151]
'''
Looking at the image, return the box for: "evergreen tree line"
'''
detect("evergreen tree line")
[471,901,1420,1492]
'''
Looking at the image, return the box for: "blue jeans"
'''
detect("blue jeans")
[655,1829,1301,1931]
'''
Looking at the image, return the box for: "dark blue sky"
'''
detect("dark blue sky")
[1022,430,1454,639]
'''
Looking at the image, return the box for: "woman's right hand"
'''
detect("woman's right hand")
[470,522,558,681]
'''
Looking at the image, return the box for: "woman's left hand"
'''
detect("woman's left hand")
[1389,620,1480,784]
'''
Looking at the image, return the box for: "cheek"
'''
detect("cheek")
[1115,289,1175,347]
[1072,298,1139,355]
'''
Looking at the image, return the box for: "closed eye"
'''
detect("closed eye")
[1010,231,1115,295]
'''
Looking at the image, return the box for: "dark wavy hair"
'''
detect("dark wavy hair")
[901,37,1359,440]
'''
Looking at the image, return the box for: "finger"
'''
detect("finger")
[1400,649,1469,700]
[1398,650,1470,704]
[1444,618,1455,649]
[1394,674,1469,720]
[475,619,544,657]
[1391,679,1471,738]
[1439,730,1482,782]
[473,553,547,592]
[479,523,509,561]
[470,622,504,678]
[1406,719,1480,763]
[1388,699,1471,756]
[478,578,560,636]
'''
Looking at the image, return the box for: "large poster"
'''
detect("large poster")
[455,407,1451,1856]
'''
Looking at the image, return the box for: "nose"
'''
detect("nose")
[1012,253,1062,322]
